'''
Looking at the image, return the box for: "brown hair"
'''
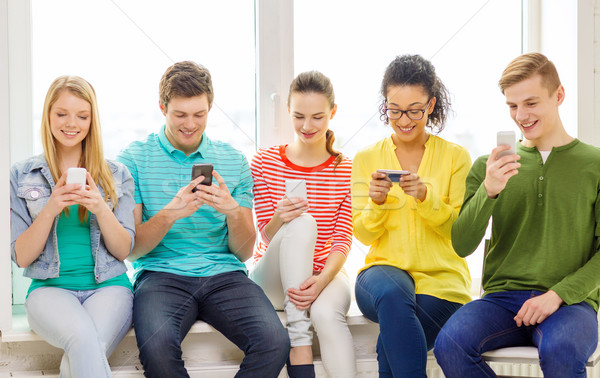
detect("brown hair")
[41,76,117,222]
[159,61,214,109]
[499,53,561,94]
[287,71,342,167]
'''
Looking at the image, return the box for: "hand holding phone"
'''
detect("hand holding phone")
[377,169,410,183]
[285,179,307,200]
[66,167,87,190]
[191,164,213,192]
[496,131,516,159]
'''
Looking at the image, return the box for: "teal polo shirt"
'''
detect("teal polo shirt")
[116,126,253,279]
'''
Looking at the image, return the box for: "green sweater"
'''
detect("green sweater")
[452,139,600,311]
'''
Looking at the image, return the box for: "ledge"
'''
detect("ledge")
[1,303,374,343]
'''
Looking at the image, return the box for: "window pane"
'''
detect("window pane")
[295,0,522,282]
[31,0,256,160]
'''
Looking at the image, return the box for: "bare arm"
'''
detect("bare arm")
[287,252,347,310]
[225,206,256,262]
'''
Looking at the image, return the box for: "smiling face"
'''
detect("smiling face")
[288,92,336,147]
[504,74,564,147]
[161,94,211,155]
[385,85,435,146]
[49,90,92,153]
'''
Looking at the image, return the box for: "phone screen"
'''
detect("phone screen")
[191,164,213,192]
[285,179,307,200]
[497,131,516,158]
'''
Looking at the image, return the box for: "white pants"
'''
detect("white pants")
[251,214,357,377]
[25,285,133,378]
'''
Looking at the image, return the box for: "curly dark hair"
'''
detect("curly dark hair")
[379,54,451,133]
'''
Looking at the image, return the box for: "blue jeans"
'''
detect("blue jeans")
[355,265,462,377]
[434,291,598,378]
[133,270,290,378]
[26,285,133,378]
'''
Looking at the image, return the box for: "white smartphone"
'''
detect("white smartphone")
[377,169,410,183]
[66,167,87,190]
[497,131,516,158]
[285,179,307,200]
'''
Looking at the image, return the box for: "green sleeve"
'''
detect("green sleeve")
[551,187,600,305]
[451,156,497,257]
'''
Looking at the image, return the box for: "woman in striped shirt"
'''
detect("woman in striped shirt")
[250,71,356,378]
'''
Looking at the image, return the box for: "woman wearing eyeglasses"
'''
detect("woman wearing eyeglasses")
[351,54,472,377]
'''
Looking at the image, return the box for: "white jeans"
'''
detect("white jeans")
[251,214,357,377]
[25,285,133,378]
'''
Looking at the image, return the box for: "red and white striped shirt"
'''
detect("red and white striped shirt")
[251,145,353,271]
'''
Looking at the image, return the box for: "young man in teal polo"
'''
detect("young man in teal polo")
[117,61,289,378]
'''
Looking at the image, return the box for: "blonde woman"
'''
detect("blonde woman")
[10,76,135,378]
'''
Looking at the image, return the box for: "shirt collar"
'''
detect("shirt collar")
[158,125,209,158]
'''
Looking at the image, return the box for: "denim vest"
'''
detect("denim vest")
[10,155,136,283]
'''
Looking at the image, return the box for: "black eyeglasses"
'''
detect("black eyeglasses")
[385,99,432,121]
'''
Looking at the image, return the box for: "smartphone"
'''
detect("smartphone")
[377,169,410,183]
[66,167,87,190]
[191,164,213,192]
[497,131,516,158]
[285,179,307,200]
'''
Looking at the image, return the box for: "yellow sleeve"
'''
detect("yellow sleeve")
[351,149,397,246]
[415,146,472,240]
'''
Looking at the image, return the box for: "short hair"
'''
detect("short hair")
[159,61,214,109]
[379,54,450,133]
[498,53,561,95]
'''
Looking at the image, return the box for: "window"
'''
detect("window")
[13,0,256,305]
[294,0,522,281]
[3,0,589,332]
[30,0,256,160]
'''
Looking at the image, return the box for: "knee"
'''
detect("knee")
[433,318,471,363]
[61,317,100,351]
[135,322,182,362]
[310,302,345,334]
[538,337,588,374]
[251,320,291,360]
[376,284,414,312]
[433,328,454,363]
[286,213,317,235]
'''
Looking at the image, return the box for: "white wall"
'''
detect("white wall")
[0,0,13,332]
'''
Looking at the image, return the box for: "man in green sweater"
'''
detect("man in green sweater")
[434,53,600,377]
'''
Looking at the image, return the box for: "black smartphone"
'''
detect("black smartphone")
[191,164,213,192]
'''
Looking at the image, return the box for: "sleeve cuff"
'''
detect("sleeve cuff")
[330,246,349,258]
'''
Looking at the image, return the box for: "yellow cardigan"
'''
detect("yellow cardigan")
[351,135,472,305]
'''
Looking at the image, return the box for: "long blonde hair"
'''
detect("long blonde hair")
[40,75,117,222]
